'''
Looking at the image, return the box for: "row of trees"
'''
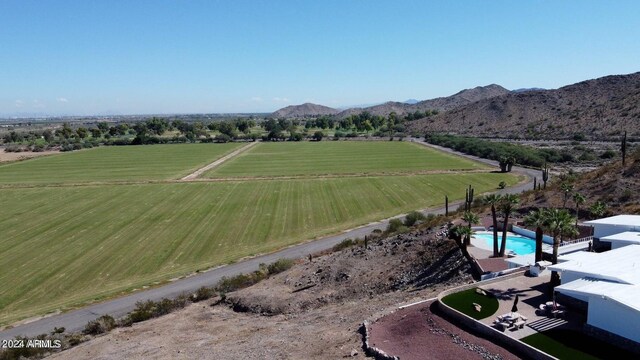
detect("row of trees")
[425,134,574,168]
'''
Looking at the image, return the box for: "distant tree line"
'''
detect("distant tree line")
[425,133,574,168]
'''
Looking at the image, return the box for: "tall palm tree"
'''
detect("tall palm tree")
[498,194,520,257]
[573,192,586,226]
[484,194,502,257]
[456,226,473,248]
[461,211,480,246]
[524,209,545,263]
[560,183,574,209]
[542,208,577,286]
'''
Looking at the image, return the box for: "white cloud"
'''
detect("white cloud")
[14,100,24,107]
[250,96,264,102]
[57,97,69,103]
[273,97,291,103]
[32,99,45,108]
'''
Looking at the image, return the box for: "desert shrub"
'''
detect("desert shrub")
[600,149,616,159]
[267,258,294,275]
[386,218,405,233]
[498,181,507,189]
[192,287,216,302]
[332,238,355,252]
[83,315,116,335]
[578,151,596,161]
[619,189,633,202]
[404,211,426,226]
[216,273,256,293]
[127,300,156,323]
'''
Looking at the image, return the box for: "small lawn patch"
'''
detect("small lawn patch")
[521,329,636,360]
[441,288,499,320]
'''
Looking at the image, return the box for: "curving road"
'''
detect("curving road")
[0,138,538,341]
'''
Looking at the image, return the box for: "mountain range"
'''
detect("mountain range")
[272,72,640,140]
[271,84,510,118]
[407,72,640,139]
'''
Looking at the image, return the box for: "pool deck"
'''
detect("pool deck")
[478,273,581,339]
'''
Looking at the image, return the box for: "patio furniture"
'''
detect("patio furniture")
[514,319,526,329]
[496,322,511,331]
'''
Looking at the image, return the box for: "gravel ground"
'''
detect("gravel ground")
[369,301,520,360]
[48,228,486,359]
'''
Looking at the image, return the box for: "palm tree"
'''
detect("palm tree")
[560,183,574,209]
[456,226,473,248]
[524,209,545,263]
[590,201,606,219]
[573,192,586,226]
[498,194,520,257]
[484,194,502,257]
[542,208,577,286]
[448,225,468,247]
[461,211,479,246]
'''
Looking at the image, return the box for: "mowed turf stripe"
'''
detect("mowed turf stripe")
[0,172,518,324]
[204,141,486,178]
[0,143,242,185]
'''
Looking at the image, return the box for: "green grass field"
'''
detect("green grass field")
[0,143,242,185]
[441,288,499,320]
[0,141,521,325]
[522,329,636,360]
[203,141,486,178]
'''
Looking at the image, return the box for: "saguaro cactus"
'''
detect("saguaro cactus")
[542,163,549,189]
[533,177,537,191]
[445,195,449,216]
[622,131,627,166]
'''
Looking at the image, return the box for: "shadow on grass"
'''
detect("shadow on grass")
[522,328,636,360]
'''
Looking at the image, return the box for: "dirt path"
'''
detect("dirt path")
[179,141,258,180]
[0,149,59,163]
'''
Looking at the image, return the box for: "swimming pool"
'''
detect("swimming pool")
[473,232,536,255]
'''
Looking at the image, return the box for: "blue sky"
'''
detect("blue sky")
[1,0,639,116]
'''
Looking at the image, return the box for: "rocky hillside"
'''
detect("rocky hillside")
[336,84,509,118]
[271,84,509,119]
[408,72,640,140]
[270,103,339,118]
[518,147,640,218]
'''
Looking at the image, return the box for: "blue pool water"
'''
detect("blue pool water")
[474,232,536,255]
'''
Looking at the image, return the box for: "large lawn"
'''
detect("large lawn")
[203,141,486,178]
[0,143,242,185]
[0,172,517,325]
[522,329,636,360]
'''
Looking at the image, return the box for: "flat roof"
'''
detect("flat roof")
[600,231,640,243]
[584,214,640,226]
[505,254,535,266]
[548,244,640,285]
[556,277,640,312]
[557,251,598,263]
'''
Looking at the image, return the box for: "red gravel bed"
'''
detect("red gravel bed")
[369,301,521,360]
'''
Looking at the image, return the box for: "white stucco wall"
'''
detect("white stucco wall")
[593,224,640,239]
[588,296,640,343]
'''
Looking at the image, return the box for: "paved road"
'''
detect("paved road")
[0,139,538,340]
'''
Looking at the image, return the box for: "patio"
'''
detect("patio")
[478,273,582,339]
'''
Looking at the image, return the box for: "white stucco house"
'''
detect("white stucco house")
[584,214,640,239]
[549,244,640,344]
